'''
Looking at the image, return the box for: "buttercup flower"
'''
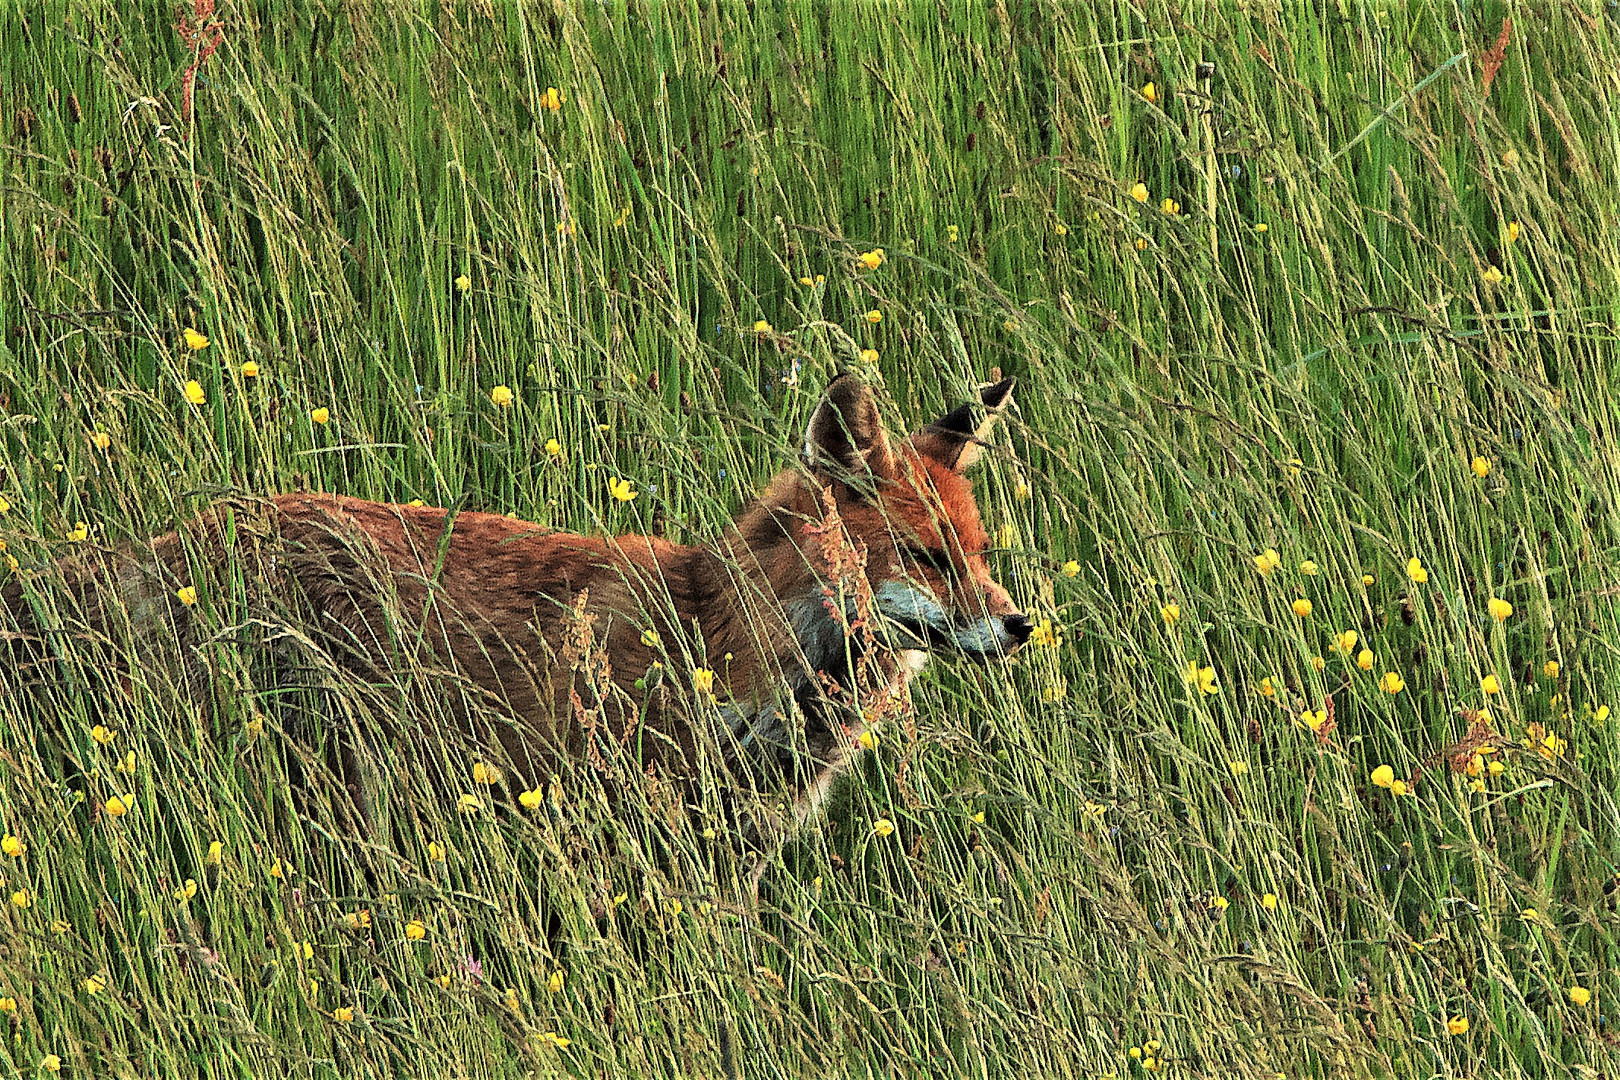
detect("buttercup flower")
[1482,266,1504,284]
[1357,649,1375,671]
[455,273,471,293]
[1292,598,1312,618]
[183,327,209,351]
[1141,82,1157,103]
[752,319,772,335]
[608,477,637,503]
[1253,549,1281,576]
[1130,182,1149,203]
[1543,661,1559,679]
[856,248,885,270]
[241,361,259,378]
[1569,986,1592,1007]
[490,385,514,408]
[1062,560,1081,577]
[1331,630,1358,654]
[1488,597,1512,622]
[1446,1015,1469,1036]
[1379,672,1404,694]
[1160,197,1180,216]
[176,586,198,606]
[310,407,330,425]
[1407,557,1428,584]
[1481,674,1501,696]
[404,919,427,941]
[1370,765,1395,789]
[1471,456,1491,478]
[184,380,206,406]
[872,818,895,838]
[1,835,22,858]
[865,310,882,324]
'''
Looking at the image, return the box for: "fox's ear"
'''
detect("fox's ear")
[804,374,897,490]
[916,376,1016,471]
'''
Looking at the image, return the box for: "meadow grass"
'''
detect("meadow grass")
[2,1,1618,1077]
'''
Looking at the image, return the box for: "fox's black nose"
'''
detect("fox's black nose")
[1003,614,1033,645]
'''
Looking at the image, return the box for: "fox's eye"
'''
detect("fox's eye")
[905,545,957,581]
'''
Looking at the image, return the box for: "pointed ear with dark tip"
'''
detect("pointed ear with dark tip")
[803,374,897,490]
[914,376,1016,471]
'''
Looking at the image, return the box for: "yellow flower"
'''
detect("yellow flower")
[1054,222,1068,236]
[540,1032,571,1049]
[1160,603,1180,624]
[10,889,29,908]
[518,787,543,809]
[0,997,14,1012]
[42,1054,61,1073]
[1183,661,1219,695]
[184,380,206,405]
[1379,672,1404,694]
[1134,237,1148,250]
[490,385,514,408]
[1446,1015,1469,1036]
[856,248,885,270]
[240,360,259,378]
[1357,649,1375,671]
[426,841,446,860]
[872,818,895,838]
[1061,560,1081,577]
[1261,892,1278,911]
[1362,573,1374,586]
[1597,705,1611,723]
[752,319,772,334]
[173,878,197,901]
[691,668,715,695]
[1569,985,1592,1007]
[91,431,112,450]
[176,586,198,606]
[1160,197,1180,216]
[1229,760,1248,777]
[104,793,132,817]
[1471,456,1491,478]
[548,969,565,994]
[1141,81,1157,104]
[1292,598,1312,618]
[91,724,117,746]
[1371,765,1395,789]
[1258,676,1275,698]
[0,835,22,858]
[946,225,959,242]
[1406,557,1428,584]
[1390,779,1409,796]
[435,974,452,989]
[639,629,662,649]
[333,1005,354,1022]
[268,857,286,879]
[1253,548,1281,576]
[1481,674,1501,696]
[1482,265,1504,284]
[1029,619,1061,648]
[608,476,637,503]
[455,273,472,293]
[206,840,223,865]
[471,761,501,785]
[404,919,427,941]
[1488,597,1512,622]
[183,327,210,352]
[545,438,564,461]
[666,898,682,917]
[1507,220,1520,243]
[1299,560,1318,576]
[1488,760,1505,776]
[864,309,882,324]
[1253,222,1269,233]
[1331,630,1358,654]
[457,793,482,814]
[541,86,564,111]
[1543,660,1559,679]
[310,407,330,425]
[245,716,264,739]
[1309,655,1326,672]
[1129,182,1149,203]
[858,728,879,750]
[67,521,88,543]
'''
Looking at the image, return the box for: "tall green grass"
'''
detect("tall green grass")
[2,1,1618,1076]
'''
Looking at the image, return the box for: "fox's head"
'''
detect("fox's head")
[794,373,1032,667]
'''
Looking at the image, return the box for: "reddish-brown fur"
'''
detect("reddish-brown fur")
[2,377,1024,843]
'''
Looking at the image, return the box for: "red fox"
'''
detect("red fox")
[3,375,1028,845]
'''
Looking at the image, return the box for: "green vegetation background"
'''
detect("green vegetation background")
[2,1,1618,1077]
